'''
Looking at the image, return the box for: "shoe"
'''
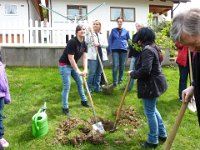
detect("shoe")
[0,138,9,148]
[113,83,117,88]
[159,136,167,142]
[81,101,90,107]
[62,108,69,115]
[140,141,158,149]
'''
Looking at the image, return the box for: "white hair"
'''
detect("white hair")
[171,8,200,42]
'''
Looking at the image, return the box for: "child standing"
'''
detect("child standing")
[0,50,10,148]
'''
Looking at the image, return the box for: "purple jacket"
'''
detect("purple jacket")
[0,62,11,104]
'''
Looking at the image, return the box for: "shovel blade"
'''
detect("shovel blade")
[92,122,105,134]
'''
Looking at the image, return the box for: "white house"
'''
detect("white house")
[0,0,190,46]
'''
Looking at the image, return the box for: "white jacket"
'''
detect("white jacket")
[85,32,108,61]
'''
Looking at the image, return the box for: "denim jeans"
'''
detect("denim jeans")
[59,65,87,109]
[128,57,136,91]
[112,51,127,85]
[87,59,102,92]
[142,98,167,144]
[178,64,189,100]
[0,98,4,139]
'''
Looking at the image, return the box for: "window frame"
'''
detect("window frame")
[67,5,88,21]
[110,7,135,22]
[4,4,18,15]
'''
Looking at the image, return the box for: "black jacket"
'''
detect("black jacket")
[192,52,200,126]
[128,33,140,58]
[131,45,168,98]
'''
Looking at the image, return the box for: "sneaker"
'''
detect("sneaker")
[140,141,158,149]
[62,108,70,115]
[159,136,167,142]
[81,101,90,107]
[0,138,9,148]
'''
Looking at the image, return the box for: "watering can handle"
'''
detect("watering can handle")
[34,114,40,131]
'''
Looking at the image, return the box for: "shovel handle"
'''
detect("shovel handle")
[164,102,188,150]
[82,77,98,123]
[112,75,131,129]
[95,47,108,84]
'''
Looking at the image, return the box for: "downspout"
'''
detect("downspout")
[27,0,30,43]
[49,0,52,27]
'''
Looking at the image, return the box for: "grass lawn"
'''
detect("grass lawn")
[4,66,200,150]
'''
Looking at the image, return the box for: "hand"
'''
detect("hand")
[182,86,194,103]
[127,70,132,75]
[87,27,92,32]
[80,70,87,77]
[94,42,100,47]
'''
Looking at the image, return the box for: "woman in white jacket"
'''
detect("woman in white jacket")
[86,20,108,93]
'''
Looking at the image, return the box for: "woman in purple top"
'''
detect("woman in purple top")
[0,50,11,148]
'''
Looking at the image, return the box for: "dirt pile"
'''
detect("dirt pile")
[54,118,107,147]
[118,106,140,128]
[54,106,140,147]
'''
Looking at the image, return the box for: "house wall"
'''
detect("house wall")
[0,0,29,27]
[50,0,174,33]
[50,0,149,32]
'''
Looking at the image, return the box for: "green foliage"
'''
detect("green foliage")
[147,13,176,57]
[128,39,142,52]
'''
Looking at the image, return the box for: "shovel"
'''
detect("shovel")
[83,77,105,134]
[110,75,131,132]
[96,48,114,94]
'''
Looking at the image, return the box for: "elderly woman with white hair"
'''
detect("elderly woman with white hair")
[171,8,200,125]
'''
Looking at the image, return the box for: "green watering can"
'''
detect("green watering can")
[32,102,48,138]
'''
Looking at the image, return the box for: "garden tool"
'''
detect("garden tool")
[90,31,114,94]
[110,75,131,133]
[83,77,105,134]
[32,102,48,138]
[165,49,195,149]
[187,49,196,112]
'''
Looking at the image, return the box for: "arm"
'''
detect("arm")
[99,33,108,48]
[0,69,11,104]
[130,49,154,79]
[68,54,81,74]
[82,52,88,77]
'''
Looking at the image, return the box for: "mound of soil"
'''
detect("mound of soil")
[54,106,140,147]
[118,106,140,128]
[54,118,106,147]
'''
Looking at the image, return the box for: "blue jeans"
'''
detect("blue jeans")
[112,52,127,85]
[87,59,102,92]
[59,65,87,109]
[142,98,167,144]
[128,57,136,91]
[0,98,4,139]
[178,64,189,100]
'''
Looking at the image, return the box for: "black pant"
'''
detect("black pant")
[178,64,190,100]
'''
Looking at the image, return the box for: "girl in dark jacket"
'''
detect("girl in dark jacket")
[129,27,168,148]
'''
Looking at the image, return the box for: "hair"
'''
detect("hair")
[75,24,85,35]
[116,17,124,22]
[171,8,200,42]
[135,27,155,46]
[93,20,101,32]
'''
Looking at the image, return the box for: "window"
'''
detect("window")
[110,7,135,22]
[67,5,87,21]
[5,4,17,15]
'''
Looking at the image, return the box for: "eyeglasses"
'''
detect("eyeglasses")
[93,23,100,25]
